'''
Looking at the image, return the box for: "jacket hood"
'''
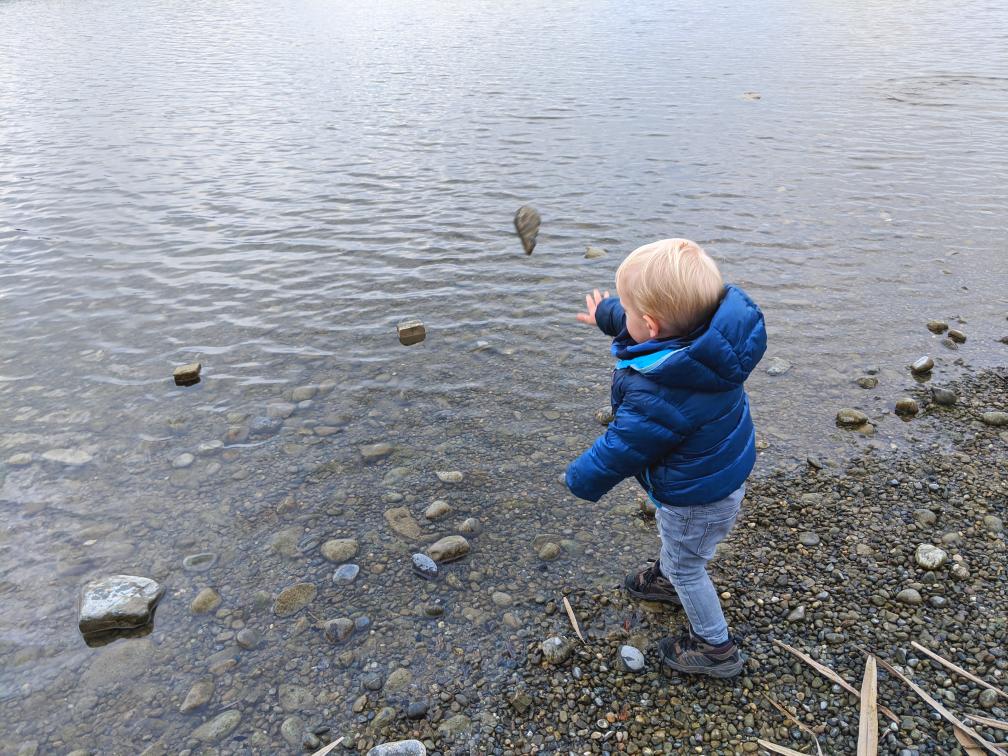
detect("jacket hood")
[612,285,766,392]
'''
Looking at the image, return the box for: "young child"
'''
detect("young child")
[566,238,766,678]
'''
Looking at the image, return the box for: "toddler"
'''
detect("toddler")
[566,238,766,678]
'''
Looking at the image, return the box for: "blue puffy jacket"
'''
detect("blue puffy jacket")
[565,285,766,506]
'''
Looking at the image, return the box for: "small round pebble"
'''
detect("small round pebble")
[411,553,438,579]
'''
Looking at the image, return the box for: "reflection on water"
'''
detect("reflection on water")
[1,0,1007,751]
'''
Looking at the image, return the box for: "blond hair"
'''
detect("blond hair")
[615,239,724,336]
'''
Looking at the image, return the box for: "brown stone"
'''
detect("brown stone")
[397,320,426,346]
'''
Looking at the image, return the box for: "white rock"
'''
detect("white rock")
[436,470,463,483]
[78,575,165,635]
[619,644,646,672]
[914,544,948,570]
[367,740,427,756]
[172,452,195,469]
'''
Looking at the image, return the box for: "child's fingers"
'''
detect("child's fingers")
[593,288,602,303]
[604,290,610,299]
[585,293,593,312]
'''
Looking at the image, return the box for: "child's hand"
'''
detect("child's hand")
[576,289,610,326]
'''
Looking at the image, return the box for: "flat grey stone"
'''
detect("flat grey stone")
[78,575,165,635]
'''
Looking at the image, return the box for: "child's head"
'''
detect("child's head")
[615,238,724,342]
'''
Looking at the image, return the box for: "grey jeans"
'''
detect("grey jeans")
[655,485,745,645]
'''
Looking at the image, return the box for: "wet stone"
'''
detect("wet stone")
[42,448,93,466]
[273,582,317,617]
[911,356,934,374]
[856,376,879,389]
[361,442,393,461]
[458,517,481,534]
[947,328,966,343]
[538,541,561,560]
[584,246,607,259]
[931,387,957,406]
[78,575,165,636]
[191,710,240,742]
[323,617,354,643]
[406,700,429,720]
[411,553,438,579]
[895,397,919,417]
[385,507,422,540]
[787,605,806,622]
[321,537,358,563]
[436,470,463,483]
[235,628,260,649]
[396,319,426,346]
[333,563,360,585]
[173,362,201,385]
[281,715,305,746]
[424,500,450,520]
[926,320,948,334]
[428,535,470,563]
[190,587,221,614]
[836,408,868,427]
[541,636,572,664]
[180,678,214,712]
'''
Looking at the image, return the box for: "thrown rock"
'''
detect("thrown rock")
[514,205,541,255]
[367,740,427,756]
[914,544,948,570]
[272,582,316,617]
[173,362,202,386]
[911,356,934,374]
[428,535,470,563]
[397,320,426,346]
[594,406,614,425]
[895,397,919,417]
[836,408,868,427]
[584,246,607,259]
[765,358,792,377]
[619,644,646,672]
[321,538,358,563]
[78,575,165,637]
[411,553,438,579]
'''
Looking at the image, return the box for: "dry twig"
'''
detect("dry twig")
[911,641,1008,700]
[562,596,585,644]
[310,737,344,756]
[756,738,811,755]
[857,655,878,755]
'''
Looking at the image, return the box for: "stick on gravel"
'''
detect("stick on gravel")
[872,655,1007,756]
[562,596,585,644]
[965,714,1008,732]
[955,727,987,756]
[911,641,1008,700]
[309,737,343,756]
[756,738,812,755]
[858,655,879,755]
[762,694,823,756]
[772,639,899,723]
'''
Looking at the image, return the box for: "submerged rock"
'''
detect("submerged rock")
[981,411,1008,427]
[385,507,422,540]
[436,470,463,483]
[947,328,967,343]
[424,500,450,520]
[42,448,92,466]
[321,538,358,563]
[332,563,360,585]
[836,408,868,427]
[182,552,217,572]
[190,587,221,614]
[360,442,393,461]
[428,535,470,563]
[78,575,165,636]
[191,710,240,742]
[273,582,316,617]
[180,678,215,712]
[323,617,354,643]
[856,376,878,389]
[584,246,607,259]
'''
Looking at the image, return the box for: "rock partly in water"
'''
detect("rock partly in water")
[272,583,317,617]
[78,575,165,637]
[321,538,358,563]
[895,397,919,417]
[926,320,948,334]
[396,320,426,346]
[947,328,966,343]
[931,387,957,406]
[836,408,869,428]
[411,553,438,579]
[367,740,427,756]
[911,356,934,374]
[584,246,607,259]
[173,362,201,386]
[856,376,879,389]
[428,535,470,563]
[914,544,948,570]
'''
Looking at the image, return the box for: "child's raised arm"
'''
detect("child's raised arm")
[576,290,625,338]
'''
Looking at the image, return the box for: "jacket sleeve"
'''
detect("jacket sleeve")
[594,297,626,338]
[565,389,686,502]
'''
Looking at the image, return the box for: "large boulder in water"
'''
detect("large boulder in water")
[78,575,165,637]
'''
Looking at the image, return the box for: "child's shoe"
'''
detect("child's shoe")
[624,560,682,605]
[657,626,744,678]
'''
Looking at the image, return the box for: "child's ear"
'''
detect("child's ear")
[643,314,661,339]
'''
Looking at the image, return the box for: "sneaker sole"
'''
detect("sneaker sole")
[624,584,682,605]
[659,654,744,678]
